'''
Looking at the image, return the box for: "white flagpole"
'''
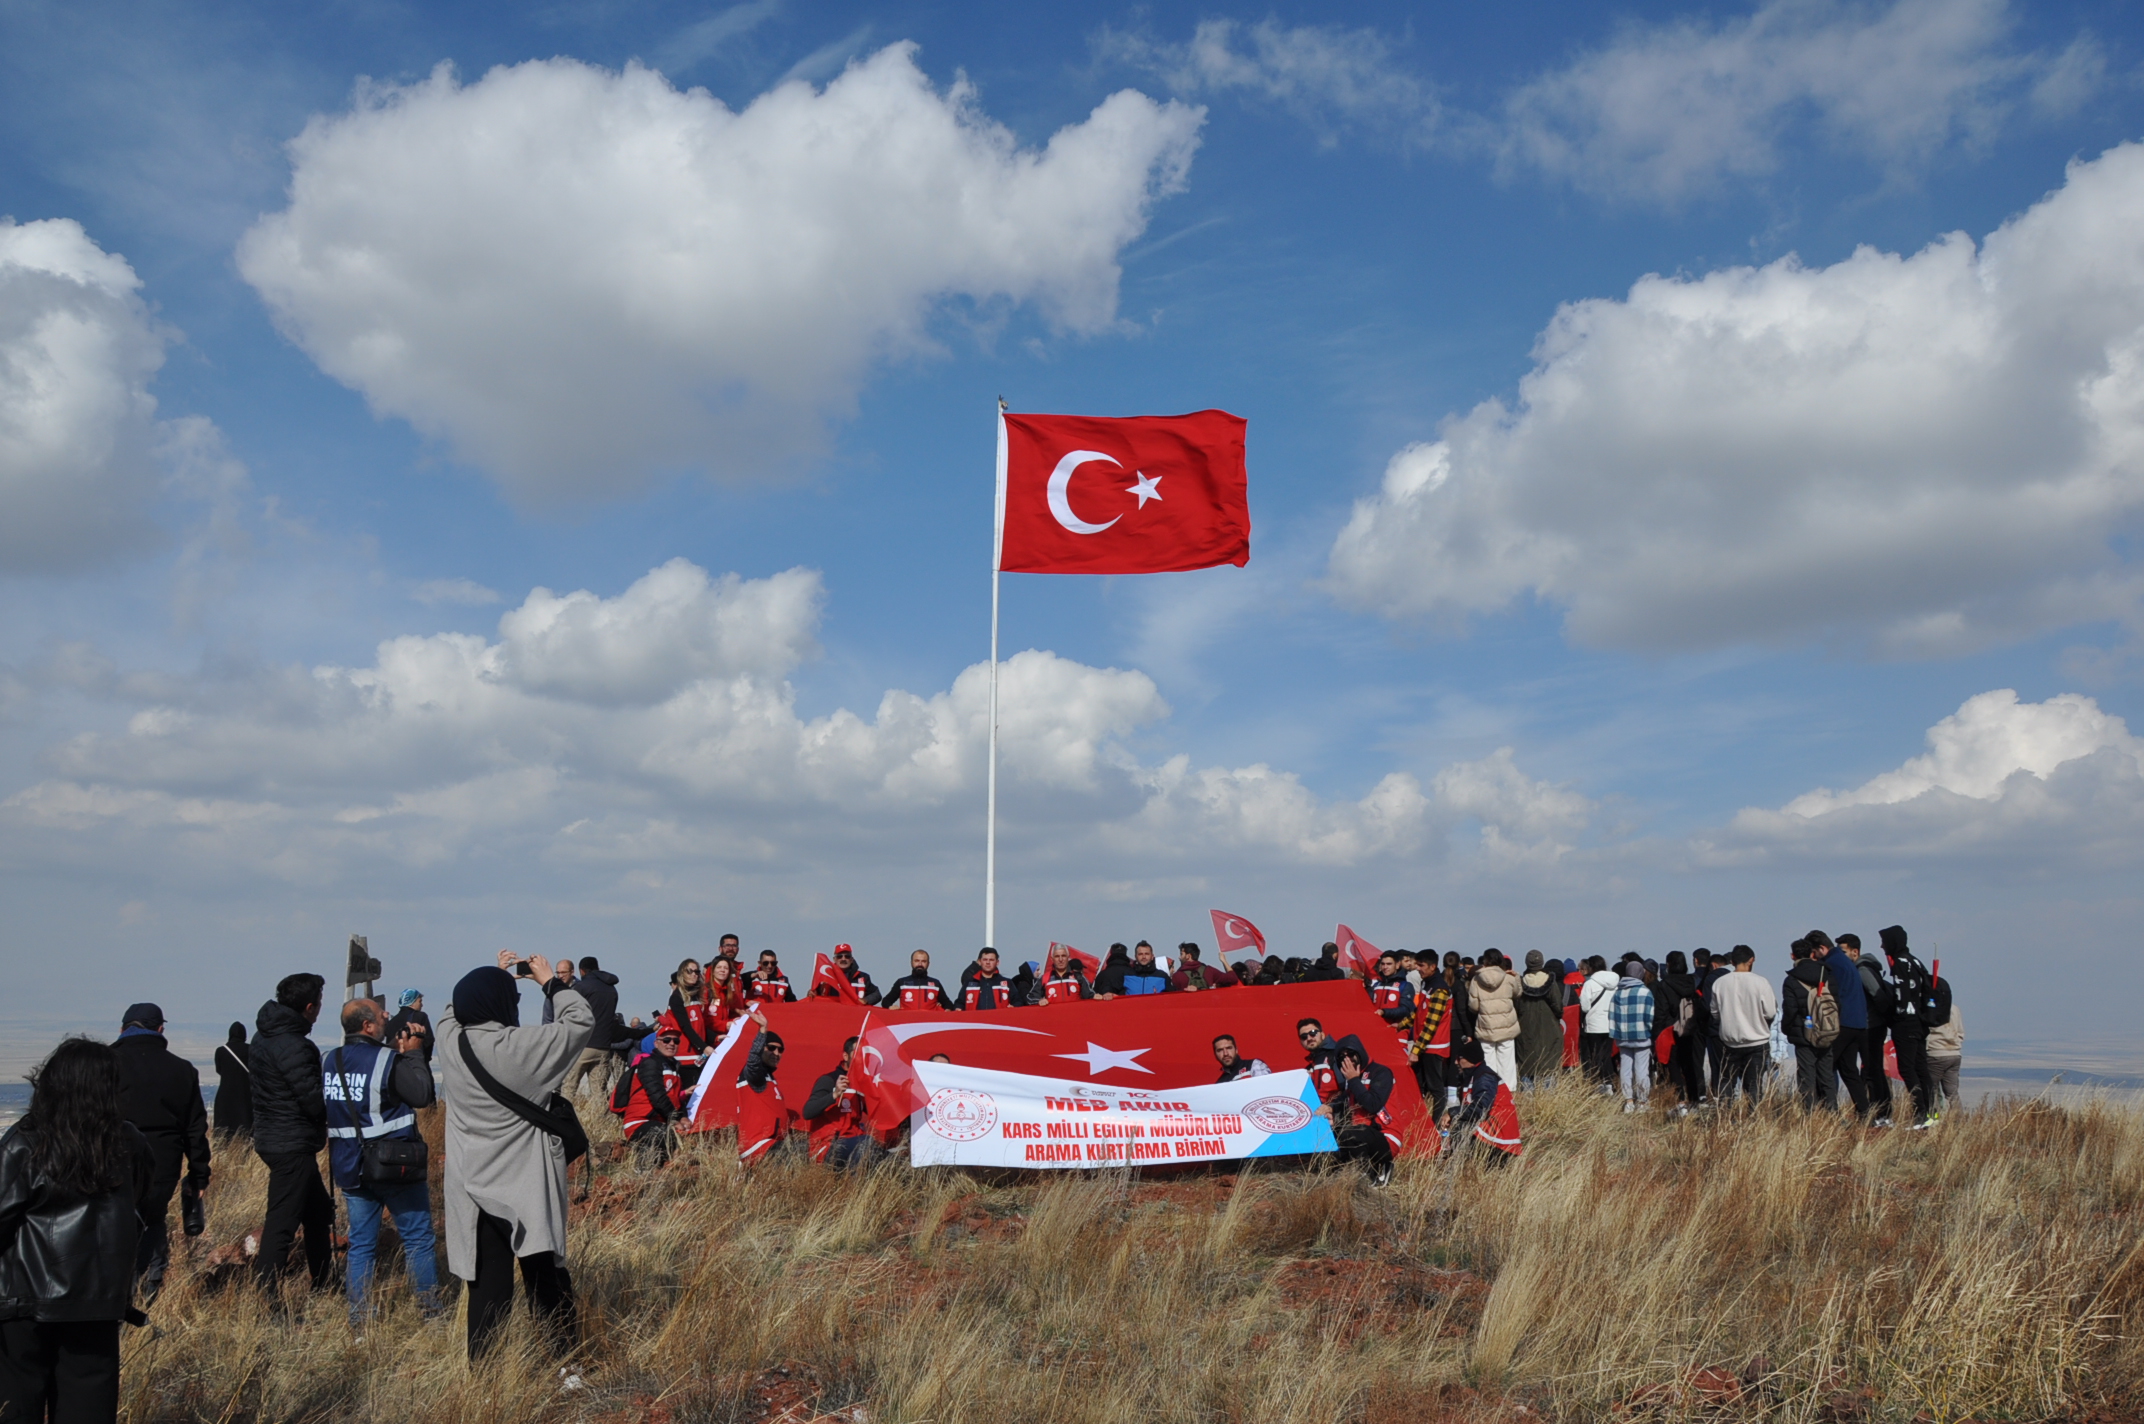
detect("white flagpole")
[987,399,1008,951]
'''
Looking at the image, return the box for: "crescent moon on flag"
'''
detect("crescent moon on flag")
[1224,920,1247,938]
[1047,451,1123,535]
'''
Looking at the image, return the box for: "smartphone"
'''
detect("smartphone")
[513,960,535,978]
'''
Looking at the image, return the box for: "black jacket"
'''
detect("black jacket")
[801,1067,846,1120]
[113,1030,210,1190]
[212,1040,253,1135]
[1782,962,1825,1048]
[570,971,623,1048]
[1857,959,1896,1033]
[1092,950,1133,997]
[1331,1035,1395,1120]
[842,966,884,1007]
[385,1007,435,1063]
[1654,973,1695,1036]
[0,1122,156,1323]
[250,1001,327,1157]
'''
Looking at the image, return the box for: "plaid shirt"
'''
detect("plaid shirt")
[1611,978,1656,1047]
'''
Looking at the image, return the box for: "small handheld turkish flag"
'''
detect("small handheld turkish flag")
[998,411,1249,574]
[1334,924,1381,978]
[1208,910,1267,967]
[809,952,864,1006]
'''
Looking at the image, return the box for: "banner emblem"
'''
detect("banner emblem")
[1244,1095,1314,1134]
[927,1087,1000,1141]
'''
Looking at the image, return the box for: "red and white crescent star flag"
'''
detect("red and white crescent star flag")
[851,982,1431,1153]
[1208,910,1267,967]
[998,411,1250,575]
[1334,924,1381,978]
[809,952,865,1005]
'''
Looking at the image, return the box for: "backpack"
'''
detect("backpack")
[610,1052,646,1115]
[1808,982,1841,1048]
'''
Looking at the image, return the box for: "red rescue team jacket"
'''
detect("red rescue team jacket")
[618,1055,683,1139]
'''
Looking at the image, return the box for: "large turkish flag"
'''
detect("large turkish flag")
[853,981,1432,1154]
[998,411,1249,574]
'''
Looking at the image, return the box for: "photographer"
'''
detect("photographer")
[438,952,592,1362]
[328,998,439,1324]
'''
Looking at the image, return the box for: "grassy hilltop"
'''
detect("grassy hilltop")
[125,1079,2144,1423]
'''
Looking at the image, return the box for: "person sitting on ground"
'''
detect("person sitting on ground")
[1711,945,1777,1105]
[802,1038,874,1169]
[111,1002,209,1302]
[831,945,883,1006]
[1514,951,1564,1089]
[1444,1038,1522,1161]
[213,1022,253,1139]
[747,951,796,1005]
[890,950,955,1011]
[1211,1034,1270,1082]
[735,1009,795,1165]
[0,1037,157,1424]
[251,972,334,1294]
[439,953,590,1364]
[617,1023,684,1168]
[961,949,1017,1011]
[1035,944,1094,1004]
[1317,1036,1397,1186]
[329,997,440,1324]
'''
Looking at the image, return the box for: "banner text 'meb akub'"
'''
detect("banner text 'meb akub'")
[908,1060,1335,1169]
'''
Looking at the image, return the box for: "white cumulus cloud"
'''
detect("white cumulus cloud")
[1701,689,2144,867]
[1329,139,2144,657]
[237,46,1204,503]
[1498,0,2097,203]
[0,218,166,571]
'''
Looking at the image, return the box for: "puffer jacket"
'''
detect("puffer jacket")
[1578,970,1620,1034]
[0,1122,156,1323]
[1468,965,1521,1044]
[250,1000,327,1158]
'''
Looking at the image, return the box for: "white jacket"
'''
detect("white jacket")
[1579,970,1620,1034]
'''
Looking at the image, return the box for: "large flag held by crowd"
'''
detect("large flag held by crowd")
[681,981,1439,1166]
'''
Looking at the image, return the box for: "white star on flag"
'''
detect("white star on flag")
[1052,1041,1155,1075]
[1125,471,1163,508]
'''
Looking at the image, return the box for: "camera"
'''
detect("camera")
[512,959,535,978]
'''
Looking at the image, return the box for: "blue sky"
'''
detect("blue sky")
[3,0,2142,1065]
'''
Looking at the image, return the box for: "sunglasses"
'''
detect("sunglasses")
[1297,1030,1319,1041]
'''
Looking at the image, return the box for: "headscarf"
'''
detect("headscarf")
[399,987,423,1009]
[226,1022,247,1046]
[452,966,521,1028]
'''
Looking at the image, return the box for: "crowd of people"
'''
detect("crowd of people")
[0,925,1963,1417]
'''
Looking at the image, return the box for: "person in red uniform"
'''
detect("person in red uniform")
[1296,1019,1342,1101]
[889,950,955,1010]
[802,1037,873,1168]
[1367,952,1416,1042]
[960,949,1017,1010]
[1445,1038,1523,1161]
[617,1026,684,1167]
[1317,1034,1397,1186]
[1034,944,1093,1004]
[746,951,796,1004]
[735,1010,793,1165]
[704,957,747,1035]
[660,959,716,1087]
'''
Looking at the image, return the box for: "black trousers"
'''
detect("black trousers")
[1722,1045,1768,1102]
[1579,1033,1614,1085]
[0,1318,120,1424]
[1892,1029,1934,1125]
[1334,1123,1392,1174]
[468,1210,577,1362]
[1855,1027,1894,1119]
[1795,1041,1836,1108]
[133,1172,178,1301]
[1669,1034,1707,1103]
[254,1150,334,1290]
[1832,1027,1871,1118]
[628,1123,675,1168]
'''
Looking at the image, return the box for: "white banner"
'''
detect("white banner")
[908,1060,1337,1168]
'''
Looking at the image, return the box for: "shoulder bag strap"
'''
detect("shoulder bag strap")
[456,1031,551,1128]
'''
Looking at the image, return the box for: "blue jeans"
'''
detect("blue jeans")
[345,1181,440,1321]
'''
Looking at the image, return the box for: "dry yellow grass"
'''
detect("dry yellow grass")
[121,1076,2144,1423]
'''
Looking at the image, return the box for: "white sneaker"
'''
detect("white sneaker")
[559,1368,586,1393]
[1622,1101,1637,1114]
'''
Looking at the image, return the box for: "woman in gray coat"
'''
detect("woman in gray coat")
[437,953,591,1361]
